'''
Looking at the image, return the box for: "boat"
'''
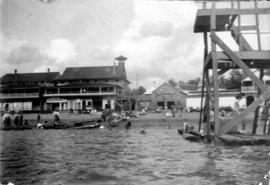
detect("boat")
[177,129,206,142]
[74,122,101,129]
[74,118,102,129]
[42,123,69,129]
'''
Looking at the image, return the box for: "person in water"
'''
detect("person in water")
[52,109,60,125]
[183,119,190,133]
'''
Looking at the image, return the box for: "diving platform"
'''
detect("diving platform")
[194,8,270,33]
[204,50,270,69]
[194,1,270,138]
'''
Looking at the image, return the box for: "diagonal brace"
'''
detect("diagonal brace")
[218,88,270,136]
[210,32,266,91]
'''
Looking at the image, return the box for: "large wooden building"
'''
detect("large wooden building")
[0,56,130,112]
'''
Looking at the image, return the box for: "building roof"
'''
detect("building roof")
[59,65,129,82]
[153,82,188,96]
[0,72,60,84]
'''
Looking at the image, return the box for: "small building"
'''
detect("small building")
[138,83,187,110]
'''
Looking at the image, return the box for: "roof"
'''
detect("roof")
[144,86,156,94]
[153,83,188,96]
[59,65,129,82]
[0,72,60,84]
[179,84,199,91]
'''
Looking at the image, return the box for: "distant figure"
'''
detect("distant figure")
[233,94,245,131]
[220,109,226,117]
[125,121,131,129]
[19,111,24,126]
[37,113,41,122]
[52,110,60,124]
[23,120,29,126]
[3,111,11,128]
[13,112,20,127]
[37,122,44,129]
[140,130,146,134]
[183,119,190,133]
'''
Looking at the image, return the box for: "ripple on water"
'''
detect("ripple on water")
[1,128,270,185]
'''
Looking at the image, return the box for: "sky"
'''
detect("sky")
[0,0,270,89]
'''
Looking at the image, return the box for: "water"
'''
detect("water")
[0,126,269,185]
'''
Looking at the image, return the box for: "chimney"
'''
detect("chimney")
[14,69,17,74]
[47,68,50,72]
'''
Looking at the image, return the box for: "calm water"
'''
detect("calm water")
[0,125,270,185]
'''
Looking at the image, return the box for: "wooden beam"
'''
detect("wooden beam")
[231,26,253,51]
[226,15,238,30]
[252,68,264,134]
[211,2,220,135]
[204,53,212,69]
[239,25,257,31]
[218,88,270,136]
[197,8,270,16]
[210,33,266,91]
[213,51,270,61]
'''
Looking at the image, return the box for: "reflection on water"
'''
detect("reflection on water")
[0,127,270,185]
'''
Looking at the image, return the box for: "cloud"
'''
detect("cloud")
[8,44,44,65]
[115,1,202,88]
[46,39,77,63]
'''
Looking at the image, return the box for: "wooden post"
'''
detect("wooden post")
[237,0,242,51]
[254,0,262,51]
[199,32,208,132]
[252,68,264,134]
[211,1,220,135]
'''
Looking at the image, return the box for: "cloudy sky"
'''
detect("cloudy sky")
[1,0,269,88]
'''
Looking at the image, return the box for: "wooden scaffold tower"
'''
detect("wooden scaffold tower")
[194,0,270,140]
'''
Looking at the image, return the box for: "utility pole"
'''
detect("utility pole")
[135,73,139,111]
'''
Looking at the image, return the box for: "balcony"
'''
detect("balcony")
[0,93,39,99]
[44,91,116,97]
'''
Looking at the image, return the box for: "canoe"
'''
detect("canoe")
[74,123,100,129]
[43,124,69,129]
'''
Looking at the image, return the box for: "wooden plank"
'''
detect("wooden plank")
[226,15,238,30]
[231,26,253,51]
[211,2,220,135]
[199,32,209,132]
[239,25,257,31]
[252,68,264,134]
[210,33,266,91]
[218,88,270,136]
[214,51,270,61]
[197,8,270,16]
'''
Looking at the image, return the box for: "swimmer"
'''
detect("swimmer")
[36,122,44,129]
[140,130,146,134]
[125,121,131,129]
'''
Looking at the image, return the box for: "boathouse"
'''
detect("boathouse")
[0,56,130,112]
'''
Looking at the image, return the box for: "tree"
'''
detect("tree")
[186,77,201,86]
[168,79,177,87]
[135,86,146,95]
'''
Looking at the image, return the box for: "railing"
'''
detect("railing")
[44,91,115,97]
[0,93,39,99]
[241,86,257,93]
